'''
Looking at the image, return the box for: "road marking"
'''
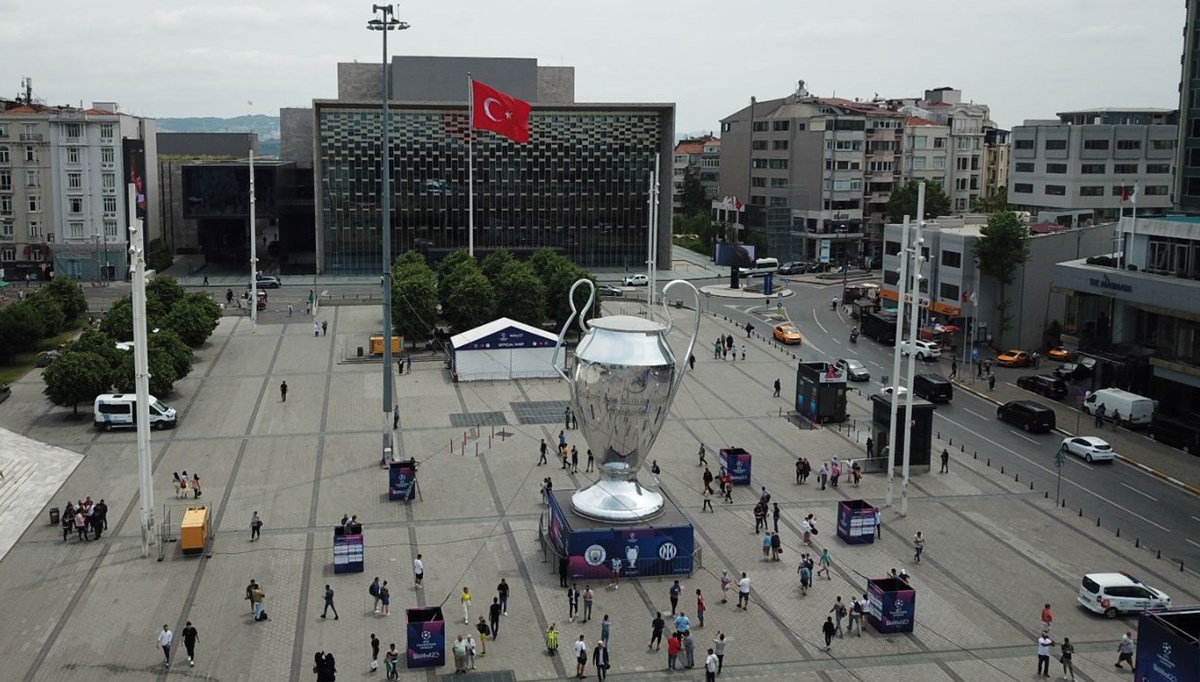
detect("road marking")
[963,408,987,420]
[868,361,883,369]
[1120,483,1158,502]
[1008,429,1039,445]
[813,311,829,335]
[1193,516,1200,524]
[1187,538,1200,549]
[933,413,1171,533]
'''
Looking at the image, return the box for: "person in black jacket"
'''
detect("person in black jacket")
[592,641,610,681]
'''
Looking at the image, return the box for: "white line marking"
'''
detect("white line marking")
[933,413,1171,533]
[1120,483,1158,502]
[868,361,884,369]
[1008,429,1039,445]
[963,408,987,420]
[1187,538,1200,549]
[813,311,828,335]
[1192,516,1200,524]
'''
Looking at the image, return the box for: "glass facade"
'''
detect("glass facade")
[318,106,666,273]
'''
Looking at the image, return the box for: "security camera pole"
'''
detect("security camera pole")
[884,215,910,509]
[128,183,155,557]
[900,183,926,517]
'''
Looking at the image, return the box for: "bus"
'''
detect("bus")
[738,257,779,278]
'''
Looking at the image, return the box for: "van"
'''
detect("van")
[1077,572,1170,618]
[913,373,953,402]
[996,400,1056,433]
[94,393,177,431]
[1082,388,1155,428]
[738,258,780,277]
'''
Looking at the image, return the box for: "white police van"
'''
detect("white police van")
[1077,572,1170,618]
[94,393,177,431]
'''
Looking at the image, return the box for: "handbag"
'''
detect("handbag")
[811,525,819,535]
[370,660,378,671]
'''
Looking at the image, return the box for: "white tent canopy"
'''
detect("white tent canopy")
[449,317,564,382]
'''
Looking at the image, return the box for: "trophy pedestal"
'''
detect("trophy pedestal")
[570,479,664,524]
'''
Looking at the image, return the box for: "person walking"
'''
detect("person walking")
[736,573,751,610]
[769,532,782,562]
[848,598,863,636]
[320,584,339,619]
[573,635,589,678]
[476,616,491,654]
[988,372,996,391]
[683,631,696,669]
[1094,403,1106,428]
[669,580,682,615]
[313,320,320,337]
[1112,409,1121,431]
[698,443,708,467]
[830,459,841,488]
[413,554,424,589]
[157,624,173,668]
[688,354,696,370]
[378,580,390,616]
[712,632,728,673]
[250,582,267,621]
[610,557,622,589]
[1040,603,1053,633]
[817,462,829,490]
[599,614,611,648]
[772,503,781,532]
[798,556,812,595]
[950,358,958,379]
[940,448,950,473]
[593,640,610,680]
[817,548,832,579]
[322,320,328,336]
[696,589,706,627]
[913,531,926,563]
[486,597,501,640]
[545,624,559,656]
[648,611,665,650]
[719,570,732,604]
[280,381,288,402]
[673,611,691,639]
[586,449,595,472]
[567,583,580,622]
[1060,636,1075,680]
[538,439,548,465]
[865,437,874,458]
[1115,631,1135,670]
[582,585,593,623]
[179,621,199,667]
[465,633,477,670]
[666,632,680,670]
[571,446,579,473]
[497,578,510,615]
[250,511,262,541]
[369,633,381,672]
[704,647,719,682]
[830,596,847,637]
[702,486,714,512]
[753,503,766,534]
[822,616,836,651]
[460,586,472,624]
[1036,632,1055,677]
[369,577,382,613]
[773,378,781,397]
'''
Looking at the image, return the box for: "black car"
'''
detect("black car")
[36,350,59,368]
[996,400,1057,433]
[1054,356,1096,382]
[1016,374,1067,399]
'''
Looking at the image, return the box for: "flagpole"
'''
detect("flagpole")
[1129,181,1138,271]
[467,73,475,257]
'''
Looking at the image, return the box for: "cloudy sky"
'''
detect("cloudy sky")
[0,0,1186,132]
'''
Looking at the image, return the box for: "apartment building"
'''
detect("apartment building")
[1007,108,1176,227]
[1176,0,1200,213]
[983,127,1010,199]
[672,135,720,211]
[717,83,903,263]
[0,99,157,281]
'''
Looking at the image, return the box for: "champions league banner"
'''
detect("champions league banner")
[567,526,694,579]
[405,607,445,668]
[867,578,915,634]
[1136,608,1199,682]
[719,448,752,486]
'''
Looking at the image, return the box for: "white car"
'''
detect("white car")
[879,385,908,398]
[1078,572,1170,618]
[622,274,649,286]
[899,339,941,360]
[1060,436,1116,463]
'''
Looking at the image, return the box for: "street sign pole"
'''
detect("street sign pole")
[1054,449,1065,506]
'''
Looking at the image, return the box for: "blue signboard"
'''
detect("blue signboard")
[763,273,774,296]
[566,525,694,580]
[719,448,752,485]
[836,500,877,545]
[1136,608,1200,682]
[406,607,446,668]
[462,326,553,351]
[389,460,417,501]
[867,578,915,634]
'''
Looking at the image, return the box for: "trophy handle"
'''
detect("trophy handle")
[551,279,595,382]
[662,279,701,392]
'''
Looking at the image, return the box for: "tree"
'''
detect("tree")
[149,329,194,380]
[528,248,564,284]
[162,296,221,348]
[393,268,438,341]
[26,291,67,336]
[146,276,187,314]
[393,250,428,272]
[42,351,112,416]
[545,262,593,326]
[0,303,46,361]
[44,277,88,321]
[970,186,1009,214]
[680,169,708,216]
[112,346,179,397]
[494,260,546,325]
[480,249,516,284]
[146,237,174,274]
[72,328,123,369]
[972,210,1031,333]
[99,297,134,342]
[437,250,477,311]
[443,269,496,331]
[885,180,951,224]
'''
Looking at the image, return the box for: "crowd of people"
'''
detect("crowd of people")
[60,497,107,541]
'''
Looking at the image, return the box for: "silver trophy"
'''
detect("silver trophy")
[553,279,700,523]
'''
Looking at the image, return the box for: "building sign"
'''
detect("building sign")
[819,240,831,263]
[465,327,551,350]
[1087,274,1132,294]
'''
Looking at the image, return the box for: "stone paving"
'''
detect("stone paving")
[0,302,1195,682]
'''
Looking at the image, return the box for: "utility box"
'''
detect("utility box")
[369,335,403,356]
[795,361,847,424]
[180,506,208,555]
[867,394,934,473]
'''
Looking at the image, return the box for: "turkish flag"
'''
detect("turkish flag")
[471,80,531,144]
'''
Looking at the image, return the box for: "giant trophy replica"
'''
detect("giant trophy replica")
[553,278,700,523]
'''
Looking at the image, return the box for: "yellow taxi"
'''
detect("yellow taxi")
[996,349,1033,367]
[1046,347,1075,361]
[773,323,803,345]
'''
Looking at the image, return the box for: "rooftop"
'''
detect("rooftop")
[1057,107,1177,115]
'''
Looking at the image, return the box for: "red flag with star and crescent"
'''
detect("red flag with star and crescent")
[470,80,531,144]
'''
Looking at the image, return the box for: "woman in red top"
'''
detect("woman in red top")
[696,589,706,628]
[666,633,681,670]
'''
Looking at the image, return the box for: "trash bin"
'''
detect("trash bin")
[49,507,60,526]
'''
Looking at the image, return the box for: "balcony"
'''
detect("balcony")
[20,133,43,142]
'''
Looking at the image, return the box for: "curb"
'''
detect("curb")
[951,379,1200,498]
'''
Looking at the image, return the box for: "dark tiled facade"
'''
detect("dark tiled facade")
[316,104,668,273]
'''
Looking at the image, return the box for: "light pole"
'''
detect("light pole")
[128,184,154,557]
[367,5,409,460]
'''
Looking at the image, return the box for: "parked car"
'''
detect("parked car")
[996,400,1056,433]
[1082,388,1156,427]
[36,350,60,368]
[899,339,941,360]
[1077,572,1170,618]
[1060,436,1116,463]
[1054,356,1096,382]
[777,261,805,275]
[772,323,802,345]
[912,373,953,402]
[995,349,1033,367]
[835,358,870,382]
[249,276,281,289]
[1149,414,1200,455]
[597,284,623,297]
[1046,346,1075,361]
[622,274,649,286]
[1016,374,1067,399]
[879,385,908,398]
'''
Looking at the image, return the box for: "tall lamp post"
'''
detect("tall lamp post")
[367,5,409,460]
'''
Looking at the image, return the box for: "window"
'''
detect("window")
[885,240,901,256]
[720,122,732,133]
[0,221,10,238]
[68,221,84,238]
[767,159,788,169]
[1081,163,1106,174]
[0,170,9,191]
[67,172,82,189]
[1083,139,1109,150]
[1080,186,1104,196]
[752,140,768,150]
[751,177,766,187]
[102,173,115,191]
[910,135,927,150]
[104,220,118,239]
[939,282,960,300]
[933,137,946,148]
[1013,183,1033,193]
[1146,163,1171,174]
[1111,186,1128,196]
[829,140,862,151]
[64,123,81,139]
[27,220,41,238]
[1152,139,1175,150]
[1116,139,1141,150]
[1113,163,1138,174]
[772,120,790,131]
[101,147,114,164]
[0,146,7,163]
[1045,184,1066,195]
[932,157,945,169]
[0,196,10,214]
[0,123,6,138]
[701,158,718,168]
[770,177,788,188]
[827,179,863,191]
[25,170,39,187]
[1014,139,1034,150]
[1046,163,1067,174]
[752,158,767,169]
[23,123,36,137]
[911,157,926,170]
[103,196,117,213]
[768,196,788,207]
[100,124,113,139]
[1,247,14,261]
[27,195,40,212]
[772,140,789,150]
[30,247,41,262]
[1044,139,1067,150]
[752,121,769,132]
[25,145,36,162]
[955,177,969,191]
[1144,185,1169,196]
[1013,161,1034,173]
[69,197,83,213]
[66,146,79,164]
[883,270,900,285]
[940,250,962,268]
[956,157,970,171]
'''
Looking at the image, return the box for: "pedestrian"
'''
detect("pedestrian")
[712,339,721,360]
[250,511,263,541]
[538,439,548,465]
[772,502,781,532]
[1040,603,1053,633]
[817,462,829,490]
[801,514,814,545]
[571,446,579,472]
[313,321,320,337]
[379,580,391,616]
[370,633,381,671]
[976,360,984,379]
[670,580,682,615]
[822,616,836,651]
[739,345,745,360]
[599,614,611,647]
[702,466,714,493]
[688,354,695,370]
[451,635,468,674]
[476,616,491,654]
[722,474,733,503]
[940,448,949,473]
[546,623,559,655]
[674,611,690,637]
[754,504,766,534]
[460,586,472,624]
[322,320,328,336]
[610,556,622,589]
[798,555,812,595]
[648,611,665,650]
[180,621,198,666]
[684,631,696,668]
[280,381,288,402]
[369,576,382,612]
[696,589,706,627]
[497,577,510,615]
[736,572,750,610]
[1060,636,1075,680]
[1112,409,1121,430]
[287,303,294,316]
[559,555,570,588]
[406,354,413,373]
[866,436,874,458]
[817,548,832,579]
[559,429,567,450]
[698,443,707,467]
[565,406,571,430]
[1115,630,1135,669]
[466,633,477,670]
[245,579,258,614]
[666,632,680,670]
[988,372,996,391]
[574,635,589,678]
[830,458,841,488]
[586,449,595,472]
[860,593,870,631]
[773,378,781,397]
[593,640,610,680]
[191,472,202,499]
[582,585,593,622]
[851,459,862,486]
[712,632,728,673]
[913,531,925,563]
[1036,632,1055,677]
[75,508,88,541]
[725,334,734,350]
[413,553,424,589]
[157,624,173,668]
[392,405,400,430]
[1095,403,1106,428]
[1033,351,1041,368]
[950,358,958,379]
[830,596,847,637]
[489,596,502,639]
[770,532,782,561]
[848,597,863,636]
[704,647,719,682]
[702,486,714,512]
[226,289,234,304]
[321,584,339,619]
[719,570,732,604]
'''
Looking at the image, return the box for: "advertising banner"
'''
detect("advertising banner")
[719,448,752,485]
[389,459,418,501]
[405,607,446,668]
[819,240,831,264]
[867,578,915,633]
[546,492,570,556]
[714,243,755,267]
[836,500,877,545]
[566,525,694,580]
[1136,608,1199,682]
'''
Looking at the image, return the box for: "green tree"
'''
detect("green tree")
[972,210,1031,333]
[26,291,67,336]
[680,169,708,216]
[146,276,187,314]
[393,250,428,272]
[162,297,220,348]
[443,269,496,331]
[528,248,564,284]
[99,297,134,342]
[480,248,516,284]
[546,263,594,326]
[437,250,477,310]
[146,237,174,274]
[885,180,952,224]
[0,303,46,361]
[44,277,88,320]
[149,329,194,380]
[970,186,1009,214]
[494,260,546,325]
[393,268,439,341]
[42,351,112,416]
[72,328,123,370]
[112,346,179,397]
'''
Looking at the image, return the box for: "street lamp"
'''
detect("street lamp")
[367,5,409,460]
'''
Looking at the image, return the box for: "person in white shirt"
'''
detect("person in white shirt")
[413,554,424,589]
[1036,634,1055,677]
[573,635,589,678]
[704,648,719,682]
[737,573,751,610]
[157,625,173,668]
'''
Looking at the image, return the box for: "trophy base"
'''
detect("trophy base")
[571,479,664,524]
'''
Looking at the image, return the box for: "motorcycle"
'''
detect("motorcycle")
[830,299,839,311]
[849,331,859,344]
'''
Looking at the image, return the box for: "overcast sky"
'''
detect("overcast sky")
[1,0,1186,133]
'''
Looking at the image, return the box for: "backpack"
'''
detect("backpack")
[369,582,379,597]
